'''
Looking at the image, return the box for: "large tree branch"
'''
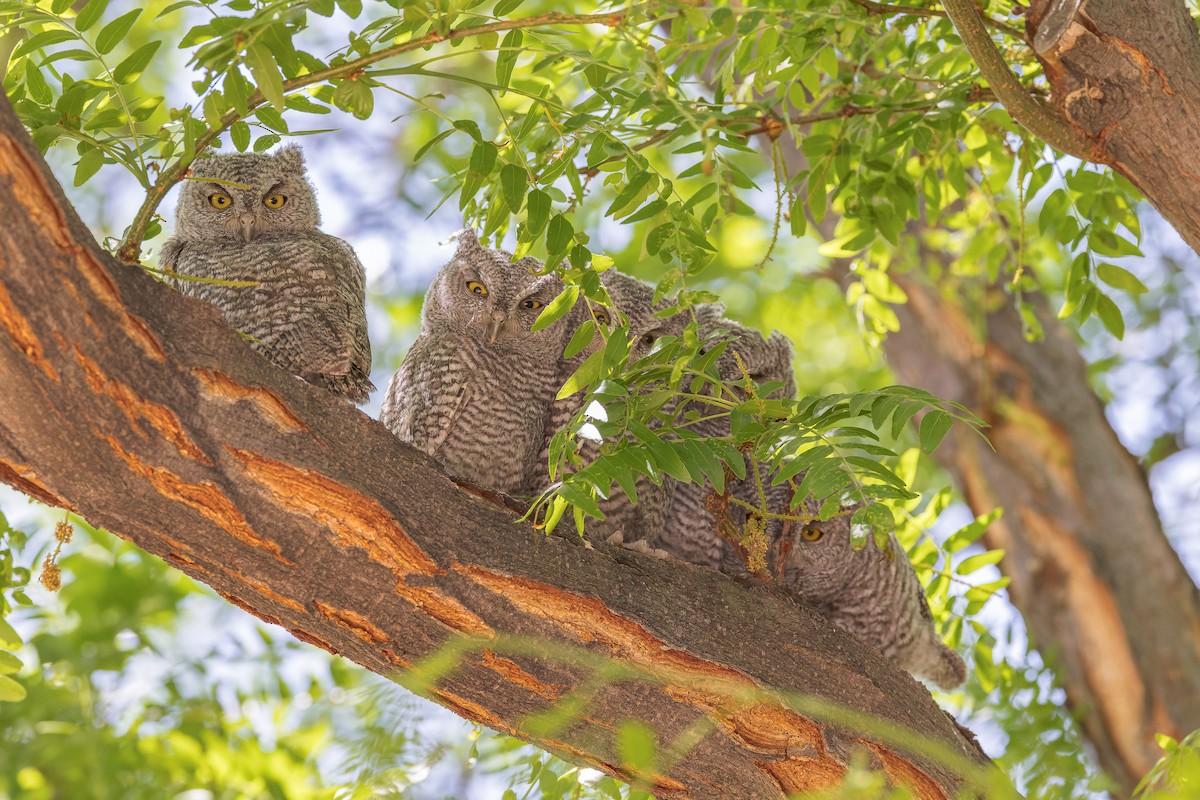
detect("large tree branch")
[0,96,994,797]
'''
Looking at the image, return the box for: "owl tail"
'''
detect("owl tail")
[905,640,968,690]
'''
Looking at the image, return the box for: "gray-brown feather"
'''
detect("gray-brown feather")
[774,508,967,689]
[160,145,373,403]
[381,232,571,494]
[657,306,795,568]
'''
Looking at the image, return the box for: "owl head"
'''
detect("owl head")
[599,271,689,360]
[423,230,569,352]
[174,145,320,243]
[772,505,883,597]
[696,304,796,397]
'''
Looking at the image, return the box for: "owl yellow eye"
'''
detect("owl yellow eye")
[593,309,611,326]
[521,298,544,310]
[263,194,287,208]
[209,194,231,209]
[466,280,488,296]
[800,524,824,542]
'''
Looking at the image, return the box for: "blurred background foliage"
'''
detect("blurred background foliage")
[0,0,1197,797]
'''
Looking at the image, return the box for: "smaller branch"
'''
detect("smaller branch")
[940,0,1099,161]
[117,10,632,263]
[847,0,1024,39]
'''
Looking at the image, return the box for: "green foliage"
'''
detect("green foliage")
[0,510,31,704]
[0,0,1172,796]
[1137,729,1200,799]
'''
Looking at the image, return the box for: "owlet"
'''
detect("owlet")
[529,270,687,545]
[774,509,968,690]
[380,231,572,494]
[160,145,374,403]
[658,305,795,570]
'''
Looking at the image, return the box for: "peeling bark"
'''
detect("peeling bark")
[883,277,1200,795]
[1027,0,1200,256]
[0,97,992,797]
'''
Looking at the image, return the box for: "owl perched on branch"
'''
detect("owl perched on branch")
[658,305,795,570]
[380,231,573,494]
[773,509,967,690]
[160,145,373,403]
[529,270,688,546]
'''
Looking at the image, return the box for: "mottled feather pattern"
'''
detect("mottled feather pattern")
[774,506,967,689]
[528,271,686,544]
[380,231,571,494]
[657,307,795,567]
[161,145,373,403]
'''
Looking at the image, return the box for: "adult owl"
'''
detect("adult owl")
[380,231,573,494]
[161,145,373,403]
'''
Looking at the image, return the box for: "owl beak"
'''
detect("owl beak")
[239,213,257,242]
[484,310,507,344]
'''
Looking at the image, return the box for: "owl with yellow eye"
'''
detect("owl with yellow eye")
[772,502,966,689]
[380,231,574,494]
[160,145,373,403]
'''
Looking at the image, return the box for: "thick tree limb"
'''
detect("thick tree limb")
[0,97,993,797]
[1029,0,1200,259]
[883,275,1200,796]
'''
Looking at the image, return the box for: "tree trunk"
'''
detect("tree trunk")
[1026,0,1200,257]
[882,276,1200,795]
[0,96,993,797]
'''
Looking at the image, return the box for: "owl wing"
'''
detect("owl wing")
[255,234,374,402]
[379,332,470,457]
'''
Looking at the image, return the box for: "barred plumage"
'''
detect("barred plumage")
[380,231,572,494]
[773,508,967,689]
[160,145,373,403]
[658,305,795,568]
[530,271,689,545]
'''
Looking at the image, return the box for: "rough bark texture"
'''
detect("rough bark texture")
[1027,0,1200,256]
[0,97,991,797]
[883,277,1200,795]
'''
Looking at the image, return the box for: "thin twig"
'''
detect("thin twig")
[118,10,633,263]
[940,0,1099,161]
[847,0,1024,39]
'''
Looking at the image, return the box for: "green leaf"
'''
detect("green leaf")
[557,349,604,399]
[563,319,596,359]
[546,214,574,258]
[526,189,551,237]
[412,128,453,163]
[453,118,483,142]
[0,617,21,650]
[500,162,527,213]
[850,503,895,541]
[618,721,658,774]
[0,675,25,703]
[496,30,522,91]
[229,121,251,151]
[1094,293,1125,339]
[336,0,362,17]
[112,40,160,84]
[13,30,77,59]
[74,147,104,186]
[532,284,578,333]
[75,0,109,32]
[1096,263,1148,295]
[331,77,372,120]
[958,549,1005,575]
[0,651,20,674]
[918,410,953,453]
[469,141,497,176]
[95,8,141,54]
[246,44,285,111]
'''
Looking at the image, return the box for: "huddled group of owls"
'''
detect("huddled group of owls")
[162,145,966,690]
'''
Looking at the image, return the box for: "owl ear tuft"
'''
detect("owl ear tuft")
[453,228,484,257]
[274,144,306,172]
